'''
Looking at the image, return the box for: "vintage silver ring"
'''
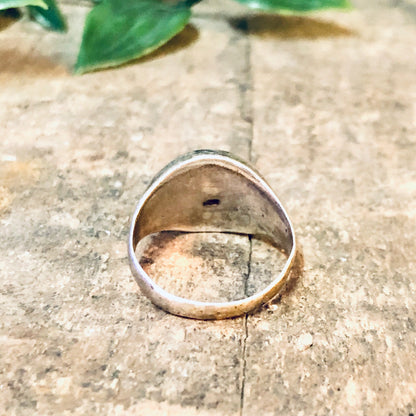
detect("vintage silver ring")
[128,150,297,320]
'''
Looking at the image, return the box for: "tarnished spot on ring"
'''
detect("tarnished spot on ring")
[128,150,296,320]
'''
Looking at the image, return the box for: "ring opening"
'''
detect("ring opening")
[135,231,288,303]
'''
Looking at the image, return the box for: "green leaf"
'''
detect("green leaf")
[75,0,192,74]
[0,0,46,10]
[233,0,351,13]
[27,0,67,31]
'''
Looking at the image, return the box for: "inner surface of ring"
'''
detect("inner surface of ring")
[133,162,293,255]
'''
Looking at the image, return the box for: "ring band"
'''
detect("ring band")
[128,150,297,319]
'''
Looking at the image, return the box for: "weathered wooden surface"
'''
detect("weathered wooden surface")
[1,0,416,415]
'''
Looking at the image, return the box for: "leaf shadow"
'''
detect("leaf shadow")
[0,47,66,76]
[229,14,356,39]
[135,23,199,64]
[0,10,20,32]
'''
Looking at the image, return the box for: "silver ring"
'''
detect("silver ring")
[128,150,297,319]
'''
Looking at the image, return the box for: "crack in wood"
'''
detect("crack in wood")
[240,236,252,416]
[239,20,253,416]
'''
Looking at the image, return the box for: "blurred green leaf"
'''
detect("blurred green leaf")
[28,0,67,31]
[75,0,192,74]
[234,0,351,13]
[0,0,46,10]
